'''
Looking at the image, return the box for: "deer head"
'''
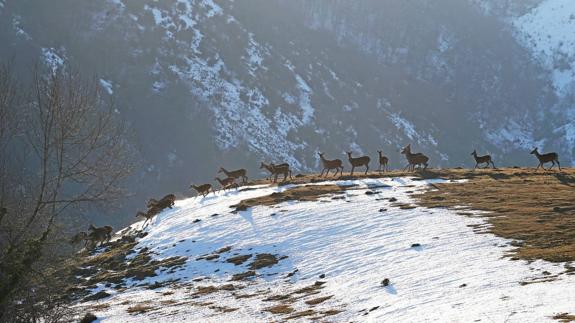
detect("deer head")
[530,148,538,155]
[471,149,477,156]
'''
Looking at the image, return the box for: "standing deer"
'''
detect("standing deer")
[471,150,495,169]
[377,150,389,173]
[401,144,429,171]
[260,162,292,183]
[318,152,344,177]
[215,177,239,191]
[530,148,561,171]
[218,167,248,184]
[347,151,370,176]
[190,183,213,197]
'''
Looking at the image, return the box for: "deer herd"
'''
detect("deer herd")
[71,144,563,249]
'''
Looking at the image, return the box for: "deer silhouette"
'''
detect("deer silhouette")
[346,151,370,175]
[219,167,248,184]
[401,144,429,171]
[190,184,213,197]
[85,225,113,248]
[318,152,344,177]
[260,162,292,183]
[215,177,239,191]
[147,194,176,209]
[530,148,561,171]
[136,206,162,228]
[377,150,389,173]
[471,150,495,169]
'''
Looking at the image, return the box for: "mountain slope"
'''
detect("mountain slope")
[70,174,575,322]
[1,0,574,228]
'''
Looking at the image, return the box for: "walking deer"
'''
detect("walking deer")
[215,177,239,191]
[347,152,370,175]
[136,206,161,228]
[471,150,495,169]
[260,162,292,183]
[190,183,213,197]
[69,231,89,247]
[401,144,429,171]
[219,167,248,184]
[377,150,389,173]
[318,152,344,177]
[530,148,561,171]
[85,225,113,248]
[147,194,176,209]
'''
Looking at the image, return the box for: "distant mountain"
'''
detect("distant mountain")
[1,0,573,224]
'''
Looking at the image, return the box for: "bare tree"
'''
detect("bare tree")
[0,65,135,321]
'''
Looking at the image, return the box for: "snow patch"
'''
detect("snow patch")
[99,79,114,95]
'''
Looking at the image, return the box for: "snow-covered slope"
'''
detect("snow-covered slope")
[75,177,575,322]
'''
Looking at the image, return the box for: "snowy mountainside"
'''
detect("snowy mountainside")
[471,0,575,161]
[73,177,575,322]
[2,0,575,228]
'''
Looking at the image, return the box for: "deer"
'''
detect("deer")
[218,167,248,184]
[530,147,561,171]
[471,149,495,169]
[147,193,176,209]
[377,150,389,173]
[69,231,89,247]
[190,183,213,197]
[85,225,113,248]
[136,206,162,228]
[318,152,344,177]
[347,151,370,176]
[215,177,239,191]
[260,162,292,183]
[400,144,429,171]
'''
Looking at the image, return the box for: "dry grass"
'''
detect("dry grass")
[231,270,256,281]
[286,309,316,320]
[264,304,294,314]
[231,184,345,212]
[90,303,110,311]
[248,253,279,270]
[305,295,333,305]
[226,254,252,265]
[554,313,575,322]
[416,168,575,263]
[126,303,155,314]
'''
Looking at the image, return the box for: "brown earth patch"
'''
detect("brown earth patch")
[231,184,346,212]
[554,313,575,322]
[231,270,256,281]
[286,309,316,320]
[126,303,155,314]
[415,167,575,263]
[264,304,294,314]
[249,253,279,270]
[226,254,252,265]
[305,295,333,305]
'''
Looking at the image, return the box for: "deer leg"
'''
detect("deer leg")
[350,166,355,176]
[556,159,561,171]
[365,164,369,175]
[491,161,496,169]
[274,173,278,183]
[324,168,329,177]
[536,163,542,170]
